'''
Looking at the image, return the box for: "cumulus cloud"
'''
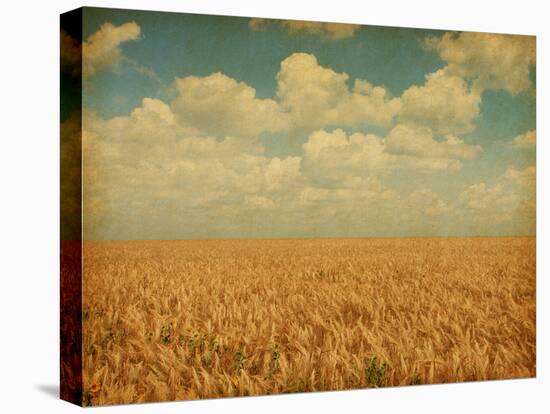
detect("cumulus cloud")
[264,157,303,192]
[244,195,276,210]
[277,53,401,131]
[409,188,454,217]
[385,123,482,160]
[459,165,535,228]
[76,22,536,238]
[424,199,453,217]
[83,21,141,78]
[399,68,481,136]
[87,97,200,158]
[460,182,511,211]
[424,31,536,95]
[511,129,536,148]
[504,165,536,189]
[60,113,84,239]
[167,53,400,139]
[301,128,466,187]
[298,186,330,205]
[80,91,533,239]
[81,96,420,239]
[81,98,306,238]
[299,176,394,206]
[249,18,360,40]
[60,30,81,77]
[171,72,290,139]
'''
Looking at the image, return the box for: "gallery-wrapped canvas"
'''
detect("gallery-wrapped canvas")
[60,6,536,407]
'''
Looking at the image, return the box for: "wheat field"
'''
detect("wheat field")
[81,237,535,406]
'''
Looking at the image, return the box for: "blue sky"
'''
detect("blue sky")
[82,8,447,117]
[61,7,536,239]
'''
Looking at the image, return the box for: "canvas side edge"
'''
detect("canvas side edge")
[60,7,83,407]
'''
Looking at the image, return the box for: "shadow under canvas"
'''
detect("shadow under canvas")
[36,384,59,399]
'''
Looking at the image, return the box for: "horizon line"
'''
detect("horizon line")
[79,234,537,242]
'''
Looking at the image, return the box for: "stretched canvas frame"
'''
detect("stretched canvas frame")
[61,6,536,407]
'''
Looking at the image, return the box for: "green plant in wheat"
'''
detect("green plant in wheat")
[268,344,280,378]
[160,325,171,344]
[234,350,247,374]
[409,372,421,385]
[365,356,387,387]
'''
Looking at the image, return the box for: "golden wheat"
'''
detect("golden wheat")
[81,237,536,406]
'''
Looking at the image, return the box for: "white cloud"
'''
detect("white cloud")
[459,165,535,226]
[399,68,481,136]
[298,186,330,205]
[60,30,81,77]
[171,72,290,139]
[409,188,454,217]
[81,98,306,238]
[167,53,400,139]
[82,97,424,239]
[425,199,453,217]
[460,182,508,211]
[504,165,536,189]
[302,128,465,188]
[75,25,536,238]
[302,129,350,162]
[61,113,84,238]
[264,157,303,193]
[424,31,536,95]
[298,176,395,209]
[249,18,360,40]
[79,92,535,238]
[83,22,141,78]
[511,130,536,148]
[244,195,276,210]
[385,123,482,160]
[276,53,401,131]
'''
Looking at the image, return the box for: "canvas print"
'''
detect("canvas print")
[60,7,536,407]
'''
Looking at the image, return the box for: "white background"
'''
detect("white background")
[0,0,547,412]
